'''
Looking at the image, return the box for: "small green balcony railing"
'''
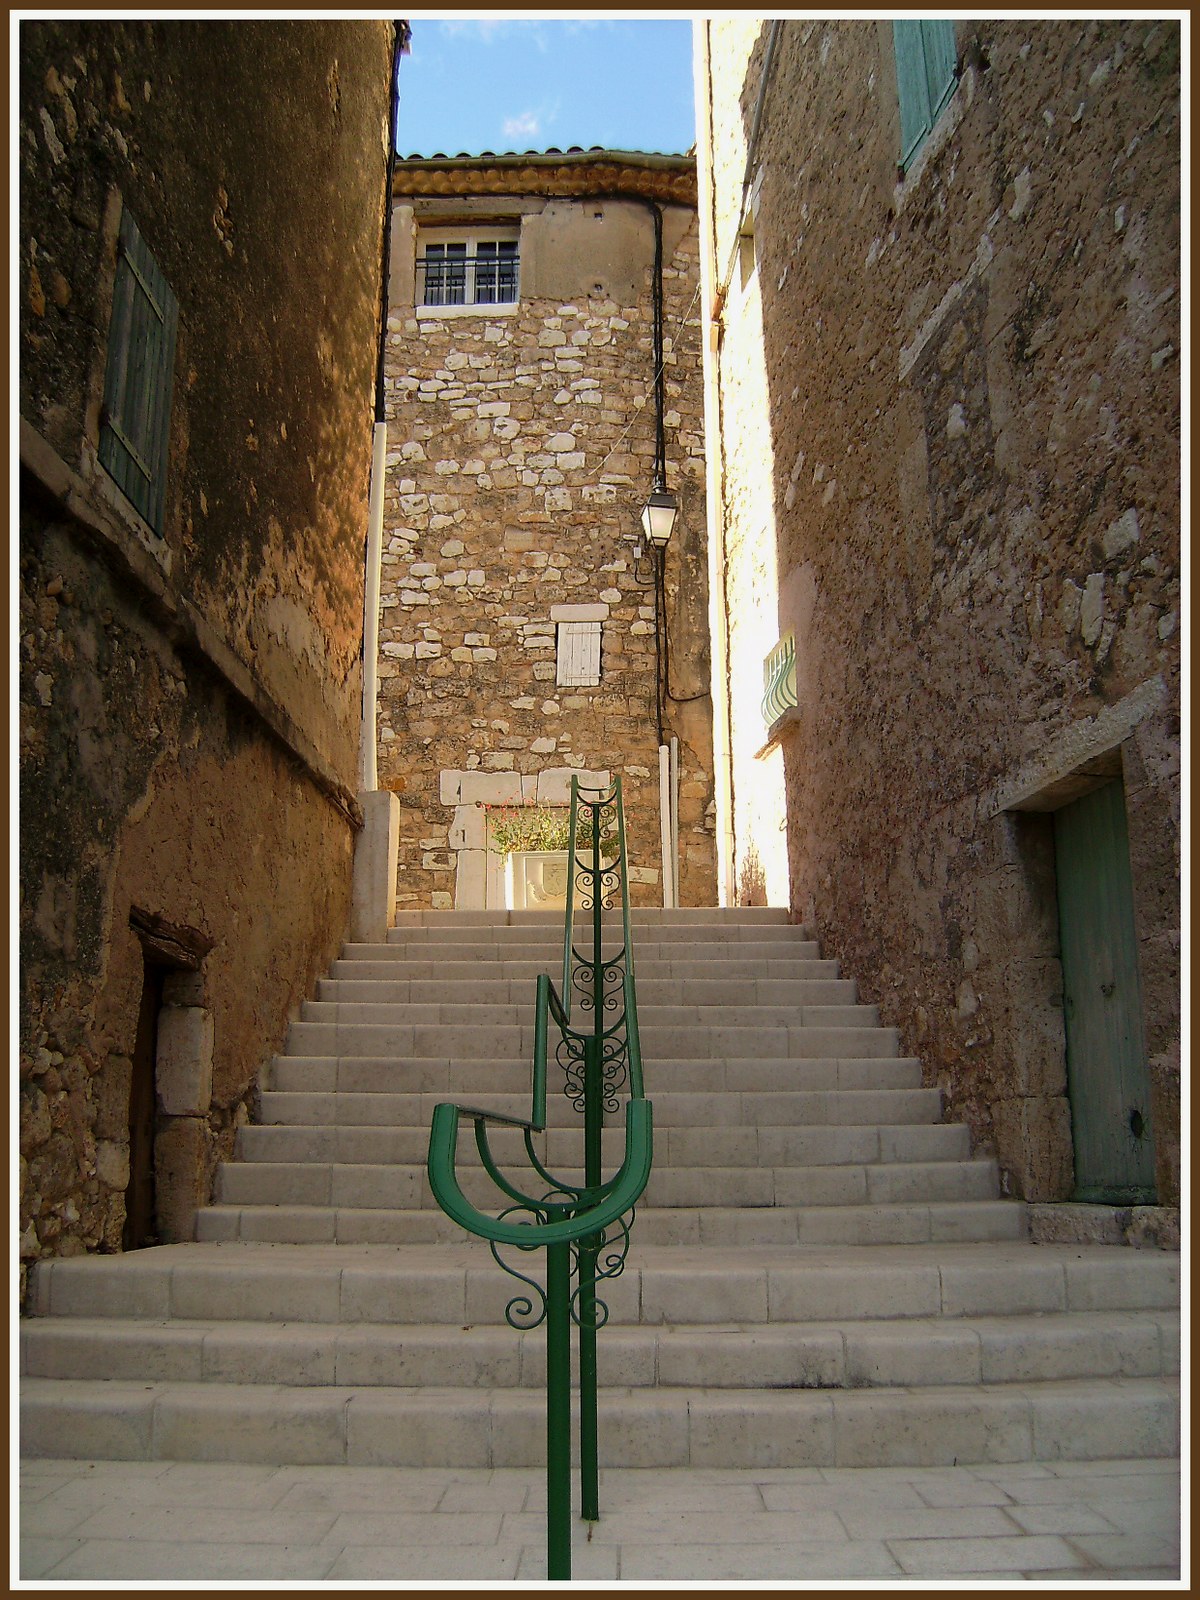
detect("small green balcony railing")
[427,775,651,1580]
[761,631,798,726]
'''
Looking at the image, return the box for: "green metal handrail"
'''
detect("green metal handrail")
[426,775,651,1580]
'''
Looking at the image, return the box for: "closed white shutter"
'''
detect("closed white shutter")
[556,621,601,687]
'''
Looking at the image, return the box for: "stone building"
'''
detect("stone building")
[18,20,395,1289]
[377,149,716,911]
[694,20,1180,1218]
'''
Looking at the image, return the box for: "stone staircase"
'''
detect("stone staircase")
[21,908,1180,1469]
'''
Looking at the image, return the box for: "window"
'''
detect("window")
[556,621,601,688]
[551,603,607,687]
[736,170,762,293]
[417,229,519,308]
[761,633,797,727]
[893,20,958,171]
[98,207,179,533]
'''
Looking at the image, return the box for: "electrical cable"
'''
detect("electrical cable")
[591,277,702,483]
[374,21,411,426]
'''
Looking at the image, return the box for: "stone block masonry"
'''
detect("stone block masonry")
[699,20,1180,1205]
[378,176,716,910]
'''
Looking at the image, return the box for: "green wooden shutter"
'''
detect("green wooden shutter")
[1055,780,1157,1202]
[921,19,958,123]
[893,19,958,170]
[98,208,178,533]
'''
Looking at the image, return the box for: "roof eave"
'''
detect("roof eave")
[392,148,697,207]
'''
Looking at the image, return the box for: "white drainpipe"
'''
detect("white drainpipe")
[669,734,680,908]
[358,22,407,796]
[658,743,675,909]
[359,419,387,793]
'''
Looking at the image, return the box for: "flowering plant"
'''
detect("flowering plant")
[480,802,616,856]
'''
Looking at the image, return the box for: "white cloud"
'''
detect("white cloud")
[437,19,509,44]
[502,110,541,141]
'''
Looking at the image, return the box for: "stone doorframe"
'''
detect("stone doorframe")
[976,675,1174,1205]
[440,766,611,910]
[128,907,216,1244]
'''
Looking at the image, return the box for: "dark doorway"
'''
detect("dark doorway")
[1054,778,1157,1203]
[124,958,165,1249]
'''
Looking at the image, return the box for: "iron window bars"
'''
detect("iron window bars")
[418,241,519,306]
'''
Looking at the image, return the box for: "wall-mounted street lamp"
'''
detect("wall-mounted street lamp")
[640,479,678,549]
[639,474,676,751]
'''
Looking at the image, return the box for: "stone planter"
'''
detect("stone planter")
[505,851,570,910]
[504,850,616,910]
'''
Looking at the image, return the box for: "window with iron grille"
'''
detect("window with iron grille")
[417,230,520,308]
[98,207,179,533]
[893,20,958,171]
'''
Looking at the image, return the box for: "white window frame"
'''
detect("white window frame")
[415,226,520,317]
[551,603,608,689]
[556,621,601,688]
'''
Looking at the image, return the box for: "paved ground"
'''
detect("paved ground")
[18,1456,1181,1583]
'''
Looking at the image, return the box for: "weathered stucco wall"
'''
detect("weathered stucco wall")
[699,19,1180,1204]
[378,173,716,908]
[19,20,392,1289]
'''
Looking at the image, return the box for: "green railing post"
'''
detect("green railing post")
[576,1234,600,1525]
[579,792,605,1523]
[546,1239,573,1580]
[579,1033,602,1524]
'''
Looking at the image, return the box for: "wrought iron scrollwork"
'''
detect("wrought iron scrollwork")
[557,1029,587,1111]
[490,1208,549,1330]
[600,1029,630,1110]
[572,950,624,1017]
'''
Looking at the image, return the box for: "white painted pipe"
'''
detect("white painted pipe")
[693,21,736,907]
[658,743,675,909]
[669,734,680,908]
[358,420,387,793]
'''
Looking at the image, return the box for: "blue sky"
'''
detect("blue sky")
[397,17,696,158]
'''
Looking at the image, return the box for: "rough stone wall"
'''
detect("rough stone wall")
[378,191,716,908]
[700,19,1180,1202]
[19,20,392,1289]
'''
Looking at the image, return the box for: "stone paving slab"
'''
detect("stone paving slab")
[18,1456,1182,1584]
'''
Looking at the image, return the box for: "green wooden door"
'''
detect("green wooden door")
[1054,780,1157,1201]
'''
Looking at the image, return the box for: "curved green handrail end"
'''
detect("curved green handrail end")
[428,1097,653,1249]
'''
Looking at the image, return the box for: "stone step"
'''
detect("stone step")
[284,1021,902,1061]
[22,900,1183,1488]
[331,955,842,981]
[384,922,809,945]
[29,1243,1178,1328]
[236,1109,961,1165]
[389,907,796,927]
[196,1198,1026,1248]
[19,1373,1181,1468]
[258,1086,942,1128]
[214,1156,1000,1212]
[297,1000,880,1029]
[266,1054,927,1096]
[315,976,860,1006]
[22,1309,1178,1390]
